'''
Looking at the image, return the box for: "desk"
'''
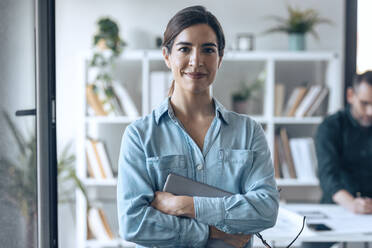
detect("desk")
[253,204,372,247]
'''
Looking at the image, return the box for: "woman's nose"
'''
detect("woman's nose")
[188,50,203,67]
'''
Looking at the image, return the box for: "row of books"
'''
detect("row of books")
[274,128,317,180]
[88,207,114,241]
[86,138,114,179]
[87,71,173,117]
[275,84,329,117]
[86,82,139,117]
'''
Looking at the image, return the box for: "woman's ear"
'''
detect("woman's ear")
[217,55,223,69]
[162,47,171,69]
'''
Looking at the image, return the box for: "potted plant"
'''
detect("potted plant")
[232,71,265,115]
[265,5,331,51]
[0,111,89,247]
[89,17,126,115]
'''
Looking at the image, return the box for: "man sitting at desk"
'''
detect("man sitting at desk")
[316,70,372,214]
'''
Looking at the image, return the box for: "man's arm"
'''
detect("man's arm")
[333,190,372,214]
[316,120,348,201]
[317,119,372,214]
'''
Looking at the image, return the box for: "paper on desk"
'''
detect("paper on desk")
[311,210,372,234]
[286,204,372,235]
[260,207,315,240]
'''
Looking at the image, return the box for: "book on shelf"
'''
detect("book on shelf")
[112,82,140,117]
[107,85,126,116]
[283,86,307,117]
[279,128,297,178]
[275,135,291,179]
[86,84,108,116]
[88,207,114,240]
[86,138,114,179]
[150,71,173,111]
[273,137,282,178]
[289,138,317,181]
[274,83,285,116]
[305,87,329,116]
[294,85,323,117]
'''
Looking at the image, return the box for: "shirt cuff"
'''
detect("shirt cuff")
[179,218,209,247]
[193,196,225,225]
[329,183,346,200]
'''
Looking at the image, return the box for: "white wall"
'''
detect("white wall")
[56,1,345,247]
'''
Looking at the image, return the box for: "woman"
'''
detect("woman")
[117,6,279,248]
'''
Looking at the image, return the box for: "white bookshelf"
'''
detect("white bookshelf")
[76,49,342,248]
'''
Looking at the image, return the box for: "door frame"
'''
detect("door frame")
[36,0,58,247]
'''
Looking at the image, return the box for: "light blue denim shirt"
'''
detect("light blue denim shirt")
[117,97,279,248]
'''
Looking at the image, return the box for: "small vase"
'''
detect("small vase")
[233,99,248,114]
[232,99,261,115]
[288,33,306,51]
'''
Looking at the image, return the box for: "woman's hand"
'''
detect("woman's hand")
[209,226,252,248]
[151,191,195,218]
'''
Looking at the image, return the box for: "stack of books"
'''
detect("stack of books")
[274,128,317,181]
[275,84,329,117]
[86,82,139,117]
[85,138,114,179]
[88,207,114,241]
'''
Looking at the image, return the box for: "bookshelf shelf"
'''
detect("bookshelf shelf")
[144,49,337,61]
[85,116,140,124]
[83,178,117,186]
[76,49,342,248]
[273,117,323,124]
[276,178,319,187]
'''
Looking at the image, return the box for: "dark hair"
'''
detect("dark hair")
[353,70,372,89]
[162,5,225,96]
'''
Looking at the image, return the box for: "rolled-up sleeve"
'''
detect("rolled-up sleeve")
[193,123,279,234]
[117,124,209,247]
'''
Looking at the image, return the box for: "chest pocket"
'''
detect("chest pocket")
[146,155,188,191]
[221,149,254,193]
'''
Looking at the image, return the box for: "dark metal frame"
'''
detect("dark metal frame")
[36,0,58,247]
[344,0,358,105]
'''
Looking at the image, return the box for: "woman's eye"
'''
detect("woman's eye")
[203,47,216,53]
[179,47,190,52]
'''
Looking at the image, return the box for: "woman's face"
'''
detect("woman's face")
[163,24,222,95]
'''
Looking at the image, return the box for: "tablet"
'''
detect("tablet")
[163,173,233,197]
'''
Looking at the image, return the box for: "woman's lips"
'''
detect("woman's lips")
[184,72,207,79]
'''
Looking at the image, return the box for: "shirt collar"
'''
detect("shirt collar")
[154,97,229,125]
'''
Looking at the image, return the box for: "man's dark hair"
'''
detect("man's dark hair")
[353,70,372,89]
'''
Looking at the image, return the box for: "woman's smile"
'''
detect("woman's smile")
[183,71,208,79]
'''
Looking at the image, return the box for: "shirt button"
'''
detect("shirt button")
[196,164,203,170]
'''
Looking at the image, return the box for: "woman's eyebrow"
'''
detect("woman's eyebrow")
[175,42,217,47]
[175,42,192,46]
[202,43,217,47]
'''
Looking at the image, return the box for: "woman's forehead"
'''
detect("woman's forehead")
[173,24,218,45]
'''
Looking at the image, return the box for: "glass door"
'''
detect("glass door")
[0,0,57,247]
